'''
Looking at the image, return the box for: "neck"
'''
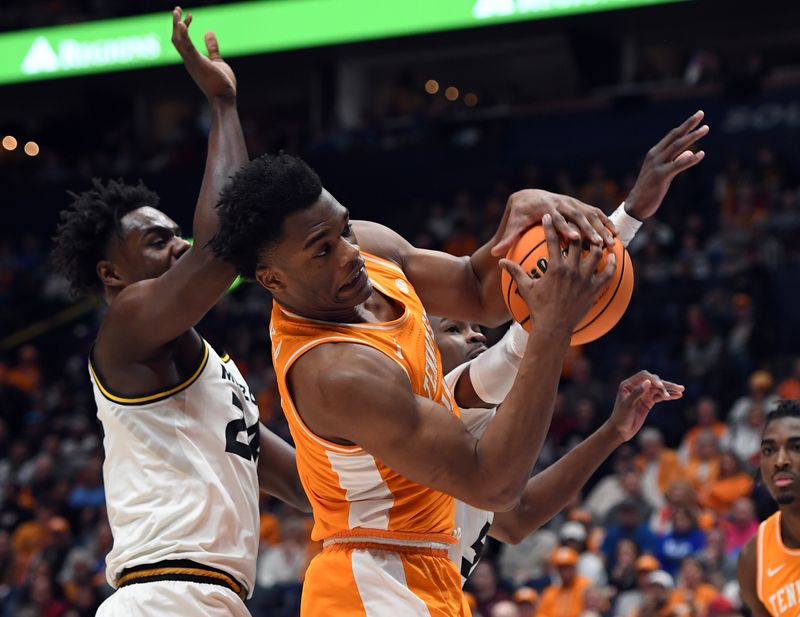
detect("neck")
[278,288,401,325]
[780,508,800,549]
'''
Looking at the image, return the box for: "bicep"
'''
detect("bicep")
[293,344,493,509]
[102,249,234,358]
[738,538,771,617]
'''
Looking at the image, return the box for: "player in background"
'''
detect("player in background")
[431,112,706,582]
[51,10,306,616]
[738,400,800,617]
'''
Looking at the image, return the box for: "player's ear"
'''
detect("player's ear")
[97,260,126,290]
[256,265,284,293]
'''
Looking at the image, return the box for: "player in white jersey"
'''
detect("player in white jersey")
[51,9,307,616]
[431,112,709,583]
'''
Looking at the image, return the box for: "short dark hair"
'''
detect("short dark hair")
[765,400,800,428]
[211,153,322,278]
[51,179,159,297]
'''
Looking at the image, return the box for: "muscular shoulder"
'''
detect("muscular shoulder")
[291,341,411,401]
[352,220,411,267]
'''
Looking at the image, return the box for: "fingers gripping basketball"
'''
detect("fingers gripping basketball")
[500,225,634,346]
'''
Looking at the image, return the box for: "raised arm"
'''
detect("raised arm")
[98,9,247,360]
[355,190,615,327]
[292,217,614,511]
[490,372,683,544]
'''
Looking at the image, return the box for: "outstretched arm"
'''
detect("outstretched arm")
[489,372,683,544]
[98,8,248,361]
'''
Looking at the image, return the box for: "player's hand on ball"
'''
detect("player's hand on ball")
[606,371,684,442]
[624,110,709,221]
[499,214,615,332]
[492,188,617,258]
[172,6,237,101]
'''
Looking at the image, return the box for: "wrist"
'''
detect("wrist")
[622,197,645,222]
[210,95,237,110]
[598,419,627,447]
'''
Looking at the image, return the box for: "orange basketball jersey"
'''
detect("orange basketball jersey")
[270,252,459,546]
[757,511,800,617]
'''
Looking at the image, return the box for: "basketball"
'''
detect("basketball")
[500,224,634,346]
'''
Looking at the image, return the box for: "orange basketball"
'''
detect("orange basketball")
[500,224,634,346]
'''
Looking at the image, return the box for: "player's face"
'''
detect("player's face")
[258,191,372,319]
[761,416,800,506]
[104,207,189,287]
[431,318,487,374]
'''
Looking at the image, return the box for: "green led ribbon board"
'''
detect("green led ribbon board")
[0,0,687,86]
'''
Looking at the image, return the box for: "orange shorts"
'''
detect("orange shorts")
[301,543,468,616]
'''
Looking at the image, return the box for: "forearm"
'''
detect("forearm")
[491,423,623,543]
[465,200,515,326]
[193,99,248,247]
[471,323,571,510]
[258,427,311,513]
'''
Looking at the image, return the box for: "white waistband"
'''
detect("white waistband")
[322,535,451,551]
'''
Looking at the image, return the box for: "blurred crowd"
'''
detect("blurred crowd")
[1,130,799,615]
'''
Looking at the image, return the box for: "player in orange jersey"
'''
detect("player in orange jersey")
[738,400,800,617]
[209,110,706,614]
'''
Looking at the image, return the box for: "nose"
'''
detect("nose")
[467,327,487,344]
[775,446,791,469]
[173,237,191,259]
[339,235,361,268]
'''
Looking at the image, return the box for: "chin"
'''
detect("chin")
[776,494,796,505]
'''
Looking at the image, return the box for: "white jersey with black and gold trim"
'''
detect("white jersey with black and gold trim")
[89,339,260,597]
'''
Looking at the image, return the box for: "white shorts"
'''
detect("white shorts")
[96,580,251,617]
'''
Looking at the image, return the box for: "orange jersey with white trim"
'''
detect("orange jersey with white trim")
[757,511,800,617]
[270,252,459,544]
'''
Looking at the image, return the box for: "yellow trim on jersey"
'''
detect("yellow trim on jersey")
[220,353,231,362]
[117,565,244,600]
[89,341,210,405]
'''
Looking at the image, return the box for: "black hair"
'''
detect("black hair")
[211,153,322,278]
[51,179,159,297]
[765,400,800,428]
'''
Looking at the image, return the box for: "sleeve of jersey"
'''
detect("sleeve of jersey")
[469,321,528,406]
[609,202,643,248]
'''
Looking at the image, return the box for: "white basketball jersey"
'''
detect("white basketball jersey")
[89,339,260,597]
[444,363,495,586]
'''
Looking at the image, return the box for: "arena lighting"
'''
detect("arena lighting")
[445,86,460,101]
[425,79,440,94]
[24,141,39,156]
[1,135,17,150]
[464,92,478,106]
[0,0,688,86]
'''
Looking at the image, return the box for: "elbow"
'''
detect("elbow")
[480,482,523,513]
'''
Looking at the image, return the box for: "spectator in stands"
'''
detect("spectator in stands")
[678,398,727,463]
[491,600,520,617]
[727,370,779,424]
[698,451,754,514]
[718,497,758,557]
[608,538,640,594]
[682,433,721,493]
[632,570,689,617]
[636,429,683,510]
[671,557,719,616]
[602,499,658,573]
[560,521,607,585]
[655,506,706,576]
[722,405,765,469]
[512,586,538,617]
[581,584,613,617]
[538,548,591,617]
[585,448,638,524]
[252,516,310,617]
[614,555,661,617]
[649,481,698,536]
[777,358,800,400]
[468,560,510,617]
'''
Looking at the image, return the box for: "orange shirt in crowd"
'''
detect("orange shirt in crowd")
[637,449,683,495]
[680,422,728,460]
[683,458,720,493]
[537,575,591,617]
[672,583,719,616]
[698,473,754,514]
